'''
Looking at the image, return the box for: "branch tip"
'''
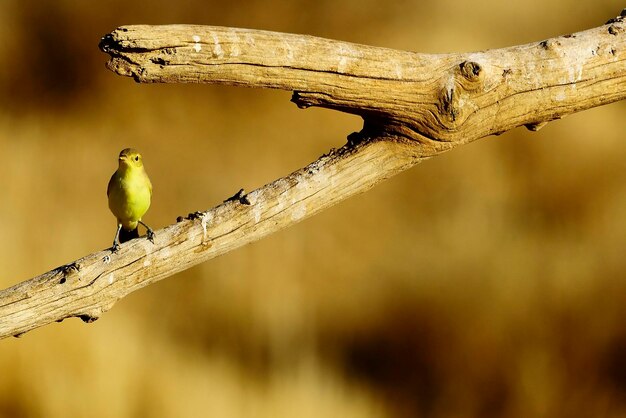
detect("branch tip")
[98,33,117,54]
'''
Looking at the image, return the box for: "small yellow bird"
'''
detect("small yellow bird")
[107,148,154,251]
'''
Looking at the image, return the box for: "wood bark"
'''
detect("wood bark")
[1,12,625,339]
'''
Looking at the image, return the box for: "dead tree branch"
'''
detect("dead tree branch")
[1,12,625,339]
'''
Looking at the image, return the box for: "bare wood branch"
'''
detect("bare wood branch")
[100,19,626,141]
[1,12,625,339]
[1,139,418,338]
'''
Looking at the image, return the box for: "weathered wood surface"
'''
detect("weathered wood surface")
[1,12,625,339]
[100,19,626,141]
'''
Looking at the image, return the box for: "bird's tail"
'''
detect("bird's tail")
[119,227,140,244]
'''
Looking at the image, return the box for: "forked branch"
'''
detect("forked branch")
[1,12,625,339]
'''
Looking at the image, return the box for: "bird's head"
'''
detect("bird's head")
[118,148,144,169]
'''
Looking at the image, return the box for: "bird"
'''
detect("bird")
[107,148,154,251]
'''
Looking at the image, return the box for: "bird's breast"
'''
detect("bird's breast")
[108,169,152,226]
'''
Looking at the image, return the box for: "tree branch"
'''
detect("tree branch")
[1,12,625,338]
[99,17,626,141]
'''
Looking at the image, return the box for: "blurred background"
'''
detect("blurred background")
[0,1,625,417]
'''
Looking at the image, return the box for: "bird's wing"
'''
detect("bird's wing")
[107,172,116,197]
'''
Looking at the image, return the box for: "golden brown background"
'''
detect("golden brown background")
[0,1,625,417]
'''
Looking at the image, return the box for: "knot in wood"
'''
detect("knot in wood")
[435,60,487,130]
[460,61,482,82]
[456,60,486,94]
[608,24,624,36]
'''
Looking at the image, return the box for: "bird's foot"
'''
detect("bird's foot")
[111,242,120,253]
[146,229,155,243]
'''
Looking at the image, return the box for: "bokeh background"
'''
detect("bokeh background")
[1,1,625,417]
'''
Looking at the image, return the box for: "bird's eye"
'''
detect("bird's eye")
[134,156,139,161]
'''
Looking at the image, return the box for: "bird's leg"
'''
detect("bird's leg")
[139,220,155,243]
[111,224,122,252]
